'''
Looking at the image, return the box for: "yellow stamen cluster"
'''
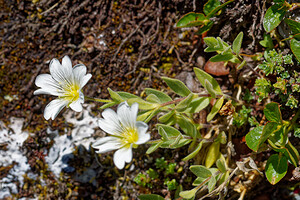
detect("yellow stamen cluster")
[63,83,80,102]
[120,127,139,148]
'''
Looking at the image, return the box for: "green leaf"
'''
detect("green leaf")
[204,37,224,52]
[263,4,287,32]
[264,102,282,123]
[127,98,158,110]
[208,175,217,193]
[162,77,191,97]
[137,110,154,121]
[175,93,195,112]
[176,13,209,28]
[207,96,224,122]
[237,59,246,70]
[193,177,207,186]
[194,68,223,95]
[285,18,300,35]
[138,194,165,200]
[160,138,191,149]
[181,97,210,113]
[268,125,287,147]
[197,21,214,34]
[179,188,197,199]
[205,141,220,168]
[286,141,300,167]
[259,33,274,48]
[144,88,173,103]
[159,110,175,123]
[157,124,181,138]
[291,38,300,62]
[190,165,212,178]
[182,141,203,161]
[260,122,280,147]
[117,91,139,100]
[210,53,234,62]
[206,0,234,18]
[176,115,197,137]
[205,79,218,98]
[232,32,243,55]
[100,102,117,109]
[146,141,163,154]
[108,88,123,103]
[245,126,264,152]
[268,140,298,167]
[216,158,227,173]
[265,154,288,185]
[146,94,161,104]
[203,0,220,16]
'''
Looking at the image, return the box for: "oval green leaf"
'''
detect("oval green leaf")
[245,126,263,152]
[265,154,288,185]
[162,77,191,97]
[263,4,286,32]
[264,102,282,123]
[194,67,223,96]
[291,38,300,62]
[207,96,224,122]
[176,13,208,28]
[232,32,243,55]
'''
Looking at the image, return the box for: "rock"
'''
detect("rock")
[204,61,230,76]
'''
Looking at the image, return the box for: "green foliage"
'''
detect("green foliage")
[164,179,178,191]
[155,157,168,169]
[245,102,300,184]
[176,0,234,34]
[263,3,287,32]
[146,168,159,179]
[255,78,271,102]
[134,173,151,187]
[138,194,165,200]
[265,154,288,185]
[233,105,252,127]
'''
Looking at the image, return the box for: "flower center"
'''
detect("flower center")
[63,84,80,102]
[120,127,139,148]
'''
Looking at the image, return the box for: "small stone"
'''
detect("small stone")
[204,61,230,76]
[197,56,206,68]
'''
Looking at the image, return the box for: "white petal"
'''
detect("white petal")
[117,102,138,129]
[49,58,72,84]
[44,99,68,120]
[69,98,83,112]
[92,136,121,153]
[34,74,62,96]
[135,121,150,144]
[80,74,92,88]
[73,64,87,82]
[113,147,132,169]
[98,109,122,135]
[62,55,72,70]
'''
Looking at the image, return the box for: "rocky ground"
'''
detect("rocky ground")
[0,0,299,199]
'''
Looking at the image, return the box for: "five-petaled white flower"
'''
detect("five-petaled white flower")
[34,55,92,120]
[92,102,150,169]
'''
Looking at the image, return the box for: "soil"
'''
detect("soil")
[0,0,299,199]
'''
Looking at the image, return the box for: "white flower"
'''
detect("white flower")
[34,55,92,120]
[92,102,150,169]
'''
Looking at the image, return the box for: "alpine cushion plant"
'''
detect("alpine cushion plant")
[92,102,150,169]
[34,55,92,120]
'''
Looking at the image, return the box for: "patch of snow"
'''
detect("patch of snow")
[45,106,98,177]
[0,117,30,199]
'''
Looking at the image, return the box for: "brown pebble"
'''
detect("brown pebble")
[204,61,230,76]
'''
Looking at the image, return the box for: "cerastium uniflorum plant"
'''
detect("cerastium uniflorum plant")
[34,0,300,199]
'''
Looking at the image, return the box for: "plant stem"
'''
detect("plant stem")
[84,96,112,103]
